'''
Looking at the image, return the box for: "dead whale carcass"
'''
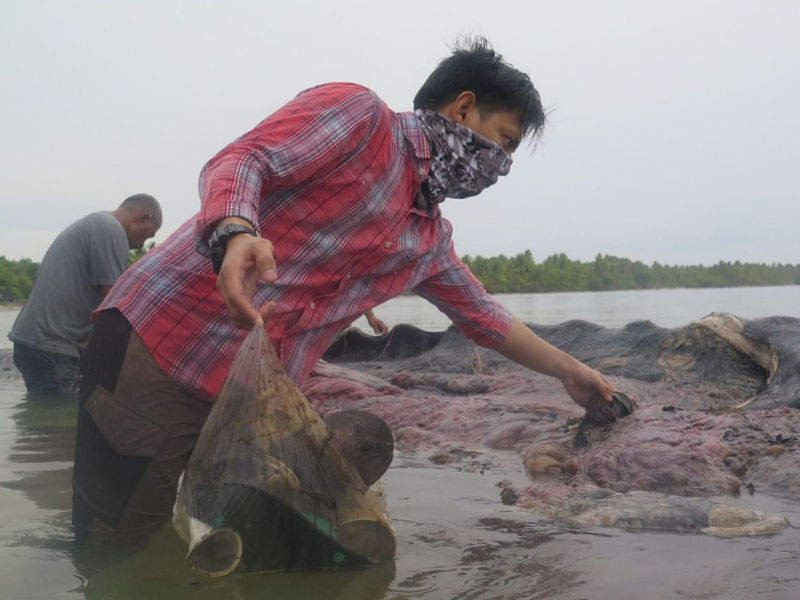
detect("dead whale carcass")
[520,397,792,538]
[317,315,799,539]
[326,314,800,410]
[515,485,790,537]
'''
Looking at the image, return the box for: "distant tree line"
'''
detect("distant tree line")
[0,257,39,303]
[3,250,800,304]
[462,251,800,294]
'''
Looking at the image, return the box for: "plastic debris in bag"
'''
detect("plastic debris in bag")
[173,325,396,577]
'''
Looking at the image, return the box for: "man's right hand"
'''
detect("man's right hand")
[216,230,278,328]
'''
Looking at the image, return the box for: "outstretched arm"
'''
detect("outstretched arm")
[497,317,615,408]
[414,244,615,409]
[364,309,389,335]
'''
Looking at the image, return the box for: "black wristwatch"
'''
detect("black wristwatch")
[208,223,258,274]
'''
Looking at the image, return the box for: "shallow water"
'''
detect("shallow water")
[2,288,800,599]
[353,285,800,331]
[0,309,17,349]
[5,285,800,342]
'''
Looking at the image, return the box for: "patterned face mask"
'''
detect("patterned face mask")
[414,109,513,210]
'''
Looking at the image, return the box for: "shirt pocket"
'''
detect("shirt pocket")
[352,239,419,277]
[85,385,167,458]
[288,288,341,335]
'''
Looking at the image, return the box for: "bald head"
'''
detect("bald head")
[119,193,162,221]
[114,193,163,249]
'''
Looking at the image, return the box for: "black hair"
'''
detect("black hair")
[413,36,545,144]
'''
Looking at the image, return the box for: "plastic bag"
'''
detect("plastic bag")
[173,325,395,576]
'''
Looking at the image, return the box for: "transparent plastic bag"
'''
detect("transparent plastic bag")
[173,325,395,576]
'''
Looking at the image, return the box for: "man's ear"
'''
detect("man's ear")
[450,91,477,122]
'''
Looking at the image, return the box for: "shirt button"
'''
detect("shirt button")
[384,241,392,249]
[309,302,316,309]
[345,272,351,280]
[418,168,427,177]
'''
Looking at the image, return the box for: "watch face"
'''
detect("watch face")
[210,240,225,274]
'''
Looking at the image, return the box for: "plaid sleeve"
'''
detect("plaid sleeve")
[194,83,382,254]
[413,243,513,348]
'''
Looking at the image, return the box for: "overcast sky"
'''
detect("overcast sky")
[1,0,798,266]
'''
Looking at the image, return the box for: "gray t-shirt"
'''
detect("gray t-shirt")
[9,211,129,357]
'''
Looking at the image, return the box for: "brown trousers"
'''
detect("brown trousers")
[72,310,211,540]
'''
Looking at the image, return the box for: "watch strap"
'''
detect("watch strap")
[209,223,257,274]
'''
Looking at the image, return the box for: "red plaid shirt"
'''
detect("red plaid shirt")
[101,83,512,401]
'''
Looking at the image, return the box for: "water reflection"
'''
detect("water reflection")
[68,463,584,600]
[0,386,80,599]
[75,529,397,600]
[388,516,583,600]
[5,392,75,521]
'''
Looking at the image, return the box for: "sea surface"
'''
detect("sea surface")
[1,286,799,600]
[348,285,800,332]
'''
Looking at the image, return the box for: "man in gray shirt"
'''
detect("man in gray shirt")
[9,194,162,396]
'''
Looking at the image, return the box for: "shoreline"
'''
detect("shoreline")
[4,283,800,307]
[492,283,800,296]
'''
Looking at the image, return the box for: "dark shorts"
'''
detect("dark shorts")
[13,342,80,397]
[72,309,211,541]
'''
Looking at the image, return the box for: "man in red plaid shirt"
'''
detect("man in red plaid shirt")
[73,38,616,540]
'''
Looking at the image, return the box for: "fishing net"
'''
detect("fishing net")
[173,325,395,577]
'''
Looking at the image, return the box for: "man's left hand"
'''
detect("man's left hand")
[367,315,389,335]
